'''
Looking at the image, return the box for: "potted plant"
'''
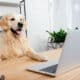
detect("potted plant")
[47,29,67,49]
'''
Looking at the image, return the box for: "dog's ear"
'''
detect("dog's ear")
[0,15,9,31]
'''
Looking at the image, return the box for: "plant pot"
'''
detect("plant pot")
[53,42,64,49]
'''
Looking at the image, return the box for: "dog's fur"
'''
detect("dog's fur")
[0,14,47,61]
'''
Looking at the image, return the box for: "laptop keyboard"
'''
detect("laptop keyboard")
[40,64,58,73]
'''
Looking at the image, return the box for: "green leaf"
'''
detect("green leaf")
[46,29,67,43]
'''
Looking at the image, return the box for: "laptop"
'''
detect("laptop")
[27,30,80,77]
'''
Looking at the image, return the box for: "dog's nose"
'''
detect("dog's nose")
[18,22,23,28]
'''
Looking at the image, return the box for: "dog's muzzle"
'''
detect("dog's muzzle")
[10,22,23,35]
[18,22,23,29]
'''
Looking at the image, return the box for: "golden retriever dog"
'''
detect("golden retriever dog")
[0,14,47,61]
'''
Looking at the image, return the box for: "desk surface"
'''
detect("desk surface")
[0,48,79,80]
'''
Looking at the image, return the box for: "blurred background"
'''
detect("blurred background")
[0,0,79,52]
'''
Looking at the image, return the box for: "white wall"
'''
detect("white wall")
[52,0,66,30]
[0,0,20,16]
[72,0,80,27]
[52,0,72,31]
[53,0,80,30]
[0,0,19,4]
[25,0,72,52]
[25,0,50,52]
[25,0,80,52]
[0,6,19,16]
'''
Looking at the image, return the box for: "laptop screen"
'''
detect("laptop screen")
[57,30,80,75]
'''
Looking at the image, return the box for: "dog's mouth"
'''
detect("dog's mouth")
[10,28,22,35]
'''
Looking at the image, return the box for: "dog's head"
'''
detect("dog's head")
[0,14,27,35]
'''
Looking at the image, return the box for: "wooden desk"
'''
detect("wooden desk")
[0,48,79,80]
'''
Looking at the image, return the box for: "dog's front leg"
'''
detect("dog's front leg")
[26,48,48,62]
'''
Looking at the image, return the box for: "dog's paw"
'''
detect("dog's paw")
[27,52,48,62]
[37,56,48,62]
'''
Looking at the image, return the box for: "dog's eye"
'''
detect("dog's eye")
[10,18,15,21]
